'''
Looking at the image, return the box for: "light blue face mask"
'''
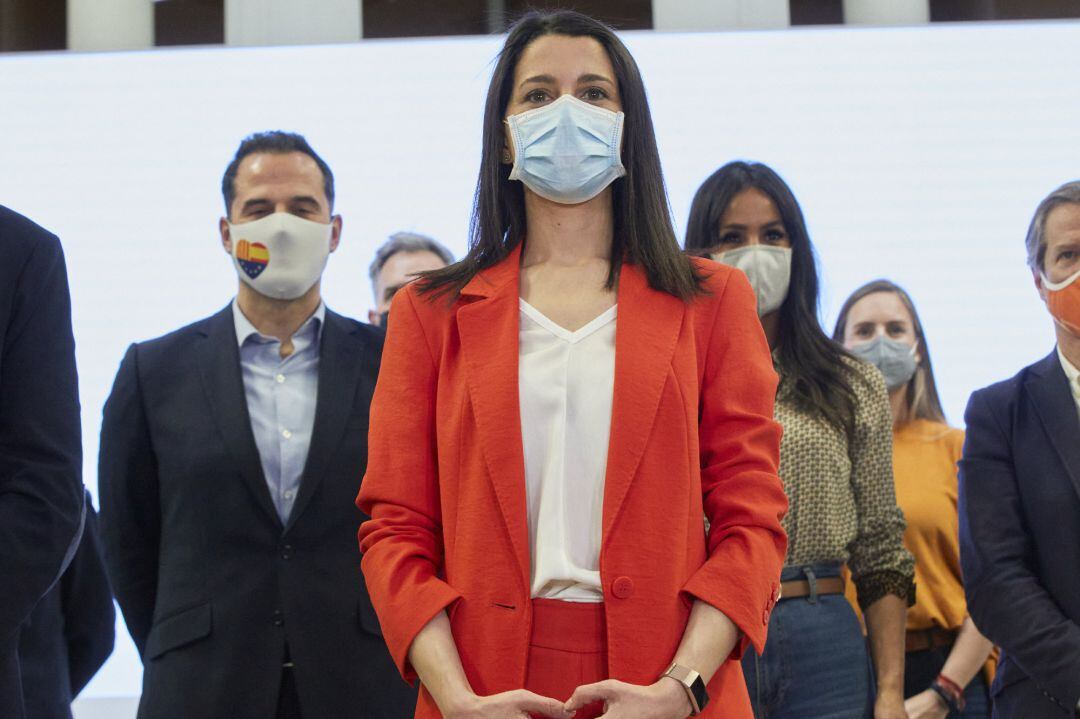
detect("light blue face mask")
[505,94,626,204]
[850,335,918,391]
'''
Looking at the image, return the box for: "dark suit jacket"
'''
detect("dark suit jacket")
[99,305,415,719]
[959,350,1080,717]
[0,206,86,719]
[18,491,115,719]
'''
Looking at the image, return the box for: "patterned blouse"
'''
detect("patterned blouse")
[776,355,915,609]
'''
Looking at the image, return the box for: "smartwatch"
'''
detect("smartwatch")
[662,663,709,715]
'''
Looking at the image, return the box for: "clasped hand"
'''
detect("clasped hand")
[445,678,693,719]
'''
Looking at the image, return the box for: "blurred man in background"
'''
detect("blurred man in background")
[367,232,453,327]
[0,206,86,719]
[99,131,413,719]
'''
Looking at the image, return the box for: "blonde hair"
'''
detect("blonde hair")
[832,279,947,426]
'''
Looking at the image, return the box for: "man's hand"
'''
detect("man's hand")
[875,690,911,719]
[903,688,948,719]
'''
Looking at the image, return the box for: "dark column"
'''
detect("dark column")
[0,0,65,52]
[154,0,224,46]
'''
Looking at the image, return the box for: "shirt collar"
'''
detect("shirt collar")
[1057,346,1080,396]
[231,298,326,348]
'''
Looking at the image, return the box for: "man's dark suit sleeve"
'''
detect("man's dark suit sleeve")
[61,494,115,695]
[0,231,85,640]
[99,344,160,656]
[959,388,1080,707]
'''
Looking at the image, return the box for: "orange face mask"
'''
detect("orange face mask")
[1044,268,1080,335]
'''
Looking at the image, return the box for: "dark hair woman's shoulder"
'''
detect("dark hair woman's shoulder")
[687,254,738,296]
[840,352,889,402]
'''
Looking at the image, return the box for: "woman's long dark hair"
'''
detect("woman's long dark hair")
[418,10,703,301]
[685,161,859,436]
[833,279,948,426]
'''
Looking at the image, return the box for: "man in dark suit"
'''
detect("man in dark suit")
[18,490,115,719]
[959,180,1080,718]
[0,207,86,719]
[99,131,414,718]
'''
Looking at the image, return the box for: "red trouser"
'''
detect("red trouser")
[525,599,608,719]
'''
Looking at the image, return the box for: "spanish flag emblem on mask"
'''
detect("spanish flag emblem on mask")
[236,240,270,279]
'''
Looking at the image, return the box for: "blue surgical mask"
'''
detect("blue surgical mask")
[850,335,918,391]
[505,94,626,204]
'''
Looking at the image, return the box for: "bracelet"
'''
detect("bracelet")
[930,673,966,712]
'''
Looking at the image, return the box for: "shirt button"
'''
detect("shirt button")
[276,374,285,383]
[283,490,295,500]
[612,576,634,599]
[282,429,292,439]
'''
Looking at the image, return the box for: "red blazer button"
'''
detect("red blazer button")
[612,576,634,599]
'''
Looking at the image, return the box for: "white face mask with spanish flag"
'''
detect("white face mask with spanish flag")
[228,212,332,300]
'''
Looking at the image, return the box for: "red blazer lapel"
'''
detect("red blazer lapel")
[456,245,531,591]
[455,252,686,586]
[602,263,685,541]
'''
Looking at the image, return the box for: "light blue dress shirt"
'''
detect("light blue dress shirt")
[232,299,324,523]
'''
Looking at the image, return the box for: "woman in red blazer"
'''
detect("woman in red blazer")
[358,10,788,719]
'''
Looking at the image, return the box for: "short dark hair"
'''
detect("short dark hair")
[221,131,335,218]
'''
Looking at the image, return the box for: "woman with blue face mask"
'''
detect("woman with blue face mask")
[684,162,915,719]
[357,11,788,719]
[834,281,994,719]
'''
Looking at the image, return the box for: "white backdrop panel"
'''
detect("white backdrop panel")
[0,20,1076,703]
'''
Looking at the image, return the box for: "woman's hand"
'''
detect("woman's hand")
[903,689,949,719]
[874,691,911,719]
[443,689,572,719]
[565,679,692,719]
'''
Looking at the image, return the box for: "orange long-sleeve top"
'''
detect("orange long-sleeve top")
[845,419,966,628]
[845,418,996,678]
[896,419,968,630]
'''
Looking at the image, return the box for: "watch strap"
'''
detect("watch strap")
[663,663,709,715]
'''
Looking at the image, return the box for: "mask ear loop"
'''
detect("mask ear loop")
[502,118,523,180]
[1042,267,1080,292]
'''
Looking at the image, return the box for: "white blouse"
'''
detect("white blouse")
[518,298,617,602]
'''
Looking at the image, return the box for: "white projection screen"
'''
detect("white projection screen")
[1,18,1078,711]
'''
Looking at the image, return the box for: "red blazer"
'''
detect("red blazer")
[358,246,787,719]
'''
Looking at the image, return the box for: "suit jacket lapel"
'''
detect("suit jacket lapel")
[285,311,374,534]
[1028,350,1080,499]
[602,263,683,541]
[196,305,283,531]
[456,245,532,591]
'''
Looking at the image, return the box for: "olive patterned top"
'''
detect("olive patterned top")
[776,355,915,609]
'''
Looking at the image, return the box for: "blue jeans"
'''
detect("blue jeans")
[905,646,990,718]
[742,564,872,719]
